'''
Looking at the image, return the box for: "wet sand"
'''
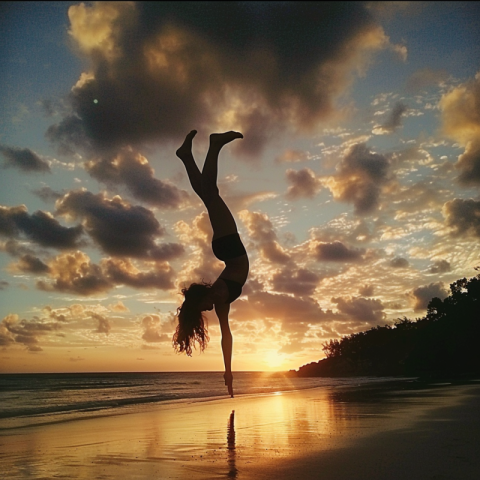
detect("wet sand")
[1,379,479,479]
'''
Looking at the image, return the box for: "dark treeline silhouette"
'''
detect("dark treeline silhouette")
[293,270,480,378]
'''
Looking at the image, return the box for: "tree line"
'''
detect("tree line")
[293,269,480,378]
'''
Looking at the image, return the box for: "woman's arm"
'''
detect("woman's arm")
[215,302,234,397]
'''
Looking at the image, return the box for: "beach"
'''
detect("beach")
[1,378,479,480]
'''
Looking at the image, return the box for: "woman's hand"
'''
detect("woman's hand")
[224,371,234,397]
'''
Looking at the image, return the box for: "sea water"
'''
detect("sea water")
[0,372,395,430]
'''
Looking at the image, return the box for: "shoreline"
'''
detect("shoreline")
[1,378,479,479]
[0,374,406,431]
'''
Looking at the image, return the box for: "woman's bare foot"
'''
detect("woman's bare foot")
[210,131,243,148]
[176,130,197,160]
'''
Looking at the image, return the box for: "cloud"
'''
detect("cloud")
[239,210,290,264]
[102,257,175,290]
[0,145,51,173]
[36,251,176,295]
[232,290,332,335]
[56,189,184,259]
[324,143,392,214]
[272,267,321,296]
[84,149,188,208]
[0,205,84,249]
[91,312,112,335]
[439,73,480,185]
[275,149,311,164]
[37,251,112,296]
[32,186,63,202]
[69,356,85,362]
[10,254,50,274]
[389,257,409,268]
[372,101,408,134]
[0,314,60,352]
[410,282,448,311]
[428,259,451,274]
[358,284,374,296]
[285,168,322,200]
[312,241,364,262]
[47,2,396,157]
[141,314,170,343]
[405,67,448,92]
[455,142,480,186]
[0,239,35,257]
[332,296,385,324]
[173,212,227,288]
[443,198,480,238]
[108,301,129,312]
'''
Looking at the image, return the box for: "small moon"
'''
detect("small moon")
[93,99,98,104]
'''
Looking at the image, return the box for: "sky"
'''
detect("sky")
[1,1,479,374]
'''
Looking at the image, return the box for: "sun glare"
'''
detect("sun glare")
[264,350,285,369]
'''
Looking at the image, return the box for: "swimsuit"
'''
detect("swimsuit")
[212,233,247,260]
[212,233,247,303]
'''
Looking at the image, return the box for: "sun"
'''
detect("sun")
[263,350,286,370]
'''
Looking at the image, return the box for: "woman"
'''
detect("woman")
[173,130,249,397]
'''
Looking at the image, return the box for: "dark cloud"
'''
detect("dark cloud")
[56,190,184,259]
[232,290,332,334]
[37,251,112,296]
[272,267,321,296]
[47,2,392,156]
[411,282,448,311]
[259,242,291,265]
[389,257,409,268]
[36,251,176,296]
[0,239,35,257]
[0,145,51,173]
[102,258,175,290]
[358,284,374,296]
[440,74,480,186]
[332,296,385,324]
[429,259,451,274]
[326,143,392,214]
[285,168,321,200]
[13,254,50,274]
[443,198,480,238]
[84,149,187,208]
[0,205,83,249]
[374,101,408,134]
[0,314,60,352]
[32,186,63,202]
[456,141,480,186]
[0,280,9,290]
[90,312,112,335]
[313,241,364,262]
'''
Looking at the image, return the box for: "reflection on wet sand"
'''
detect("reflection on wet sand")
[227,410,237,478]
[2,380,475,480]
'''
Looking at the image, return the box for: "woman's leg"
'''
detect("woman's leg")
[176,130,204,201]
[201,132,243,239]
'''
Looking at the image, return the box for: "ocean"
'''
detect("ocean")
[0,372,396,431]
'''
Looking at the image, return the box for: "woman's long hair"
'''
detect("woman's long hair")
[172,281,211,356]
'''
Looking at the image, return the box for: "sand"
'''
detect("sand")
[1,379,479,479]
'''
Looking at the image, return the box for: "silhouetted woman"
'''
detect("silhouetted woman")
[173,130,249,397]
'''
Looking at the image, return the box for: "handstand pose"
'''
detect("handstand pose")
[173,130,249,397]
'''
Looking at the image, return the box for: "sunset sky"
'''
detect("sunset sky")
[1,1,479,373]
